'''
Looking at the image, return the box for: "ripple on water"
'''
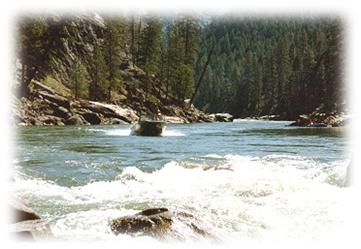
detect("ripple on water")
[64,145,119,153]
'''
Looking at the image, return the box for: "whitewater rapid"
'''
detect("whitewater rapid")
[11,154,351,243]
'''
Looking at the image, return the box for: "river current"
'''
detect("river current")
[12,120,352,245]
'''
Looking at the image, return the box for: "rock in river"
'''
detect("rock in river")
[210,113,234,122]
[9,198,52,240]
[110,208,212,240]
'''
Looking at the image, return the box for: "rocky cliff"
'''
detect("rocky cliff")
[12,69,234,126]
[13,14,234,126]
[12,79,221,126]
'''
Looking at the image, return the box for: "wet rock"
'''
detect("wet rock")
[9,198,52,240]
[10,220,52,240]
[289,114,311,126]
[214,113,234,122]
[10,198,40,223]
[110,208,172,237]
[290,112,349,127]
[66,114,89,125]
[110,208,211,240]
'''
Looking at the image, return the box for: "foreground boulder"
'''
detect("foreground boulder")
[9,198,52,240]
[110,208,212,240]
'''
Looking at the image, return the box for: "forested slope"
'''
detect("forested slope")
[194,16,344,119]
[14,14,218,125]
[14,14,345,125]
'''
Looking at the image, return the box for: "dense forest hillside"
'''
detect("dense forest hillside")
[16,14,199,104]
[14,14,345,125]
[194,16,344,119]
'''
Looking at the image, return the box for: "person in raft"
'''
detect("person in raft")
[155,109,163,121]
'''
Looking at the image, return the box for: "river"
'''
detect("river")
[12,120,351,244]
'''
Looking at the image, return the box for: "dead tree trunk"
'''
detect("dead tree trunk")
[190,43,215,105]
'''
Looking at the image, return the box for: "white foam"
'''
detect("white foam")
[161,129,185,137]
[104,129,131,136]
[11,154,351,243]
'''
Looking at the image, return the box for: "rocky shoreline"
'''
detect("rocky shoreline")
[12,80,234,127]
[243,111,349,128]
[12,81,347,128]
[289,110,349,128]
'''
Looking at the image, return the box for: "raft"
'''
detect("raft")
[131,119,165,136]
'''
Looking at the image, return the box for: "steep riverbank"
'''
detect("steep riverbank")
[12,80,234,126]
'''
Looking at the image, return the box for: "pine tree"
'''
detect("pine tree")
[276,33,292,115]
[323,19,343,112]
[166,17,199,101]
[138,16,163,96]
[167,21,186,101]
[89,44,109,101]
[17,17,48,96]
[104,18,126,101]
[71,59,89,99]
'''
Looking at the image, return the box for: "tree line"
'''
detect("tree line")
[16,14,344,119]
[194,16,344,119]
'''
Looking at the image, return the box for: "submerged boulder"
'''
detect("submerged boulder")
[110,208,211,240]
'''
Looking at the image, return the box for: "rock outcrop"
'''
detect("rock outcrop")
[110,208,212,240]
[9,198,52,240]
[13,80,142,126]
[209,113,234,122]
[13,79,233,126]
[289,111,349,127]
